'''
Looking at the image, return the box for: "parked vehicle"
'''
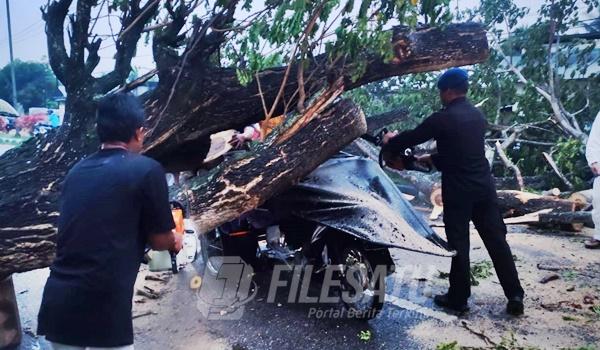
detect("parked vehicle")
[200,152,454,319]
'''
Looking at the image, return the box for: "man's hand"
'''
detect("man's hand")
[591,162,600,176]
[382,130,398,145]
[170,231,183,253]
[229,133,248,148]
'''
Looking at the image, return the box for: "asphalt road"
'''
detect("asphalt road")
[12,227,600,350]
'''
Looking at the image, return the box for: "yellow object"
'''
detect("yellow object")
[190,275,202,289]
[259,115,286,139]
[411,0,418,5]
[172,208,184,234]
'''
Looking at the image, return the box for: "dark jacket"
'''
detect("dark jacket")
[383,97,494,200]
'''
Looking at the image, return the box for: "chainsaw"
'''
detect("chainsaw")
[145,201,201,273]
[361,128,432,173]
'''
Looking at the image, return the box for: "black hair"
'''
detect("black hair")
[96,93,145,143]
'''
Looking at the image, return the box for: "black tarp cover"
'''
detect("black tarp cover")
[275,154,455,257]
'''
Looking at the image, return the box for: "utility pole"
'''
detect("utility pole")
[5,0,18,110]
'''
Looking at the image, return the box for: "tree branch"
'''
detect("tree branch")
[94,0,160,93]
[41,0,73,86]
[143,23,490,160]
[543,151,574,189]
[495,141,524,191]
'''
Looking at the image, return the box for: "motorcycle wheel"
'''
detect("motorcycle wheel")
[333,244,385,320]
[200,228,225,276]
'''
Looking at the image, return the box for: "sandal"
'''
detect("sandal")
[584,238,600,249]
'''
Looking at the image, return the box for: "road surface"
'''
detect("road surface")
[13,225,600,349]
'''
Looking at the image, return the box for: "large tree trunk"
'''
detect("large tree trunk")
[0,93,97,277]
[184,99,366,232]
[0,22,489,277]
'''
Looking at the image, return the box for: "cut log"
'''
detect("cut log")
[393,171,443,207]
[503,209,553,224]
[497,190,576,217]
[183,99,367,233]
[538,211,594,229]
[541,188,561,197]
[568,190,593,210]
[503,210,592,231]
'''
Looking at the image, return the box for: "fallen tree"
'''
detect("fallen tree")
[0,1,489,277]
[496,190,576,217]
[184,98,366,231]
[503,209,593,232]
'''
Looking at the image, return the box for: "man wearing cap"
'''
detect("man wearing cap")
[381,68,525,315]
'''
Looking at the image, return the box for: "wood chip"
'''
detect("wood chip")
[537,263,561,271]
[539,273,560,284]
[136,288,159,299]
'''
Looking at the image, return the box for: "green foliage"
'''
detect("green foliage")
[0,60,60,111]
[470,260,493,286]
[349,0,599,187]
[346,73,440,129]
[561,269,578,281]
[436,332,544,350]
[357,329,372,341]
[436,341,460,350]
[223,0,453,85]
[552,138,590,189]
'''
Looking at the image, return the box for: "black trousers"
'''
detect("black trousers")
[442,187,524,304]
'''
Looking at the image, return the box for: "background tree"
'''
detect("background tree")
[0,60,60,112]
[349,0,600,190]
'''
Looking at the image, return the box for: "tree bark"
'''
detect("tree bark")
[538,211,594,230]
[0,22,489,276]
[497,190,576,217]
[181,99,366,232]
[142,23,489,166]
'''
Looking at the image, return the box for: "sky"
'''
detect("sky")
[0,0,558,77]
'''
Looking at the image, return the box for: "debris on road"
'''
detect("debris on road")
[358,330,372,342]
[470,260,493,286]
[136,288,160,299]
[145,275,168,283]
[190,275,202,289]
[536,263,562,271]
[132,311,157,320]
[539,273,560,284]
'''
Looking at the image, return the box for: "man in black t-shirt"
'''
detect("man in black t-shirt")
[38,93,182,349]
[381,68,525,316]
